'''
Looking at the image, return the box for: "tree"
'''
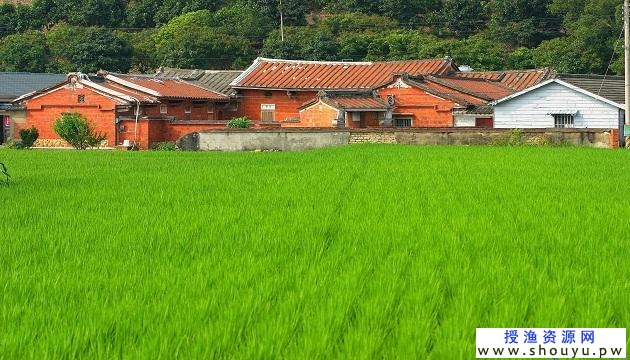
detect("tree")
[46,24,132,73]
[533,36,603,73]
[448,34,510,71]
[211,1,271,46]
[429,0,488,36]
[153,0,223,25]
[261,27,339,61]
[318,13,399,36]
[154,10,254,69]
[117,29,159,73]
[53,112,106,150]
[0,30,49,72]
[126,0,162,28]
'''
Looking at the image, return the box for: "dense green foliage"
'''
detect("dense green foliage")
[0,145,629,358]
[0,0,624,73]
[18,126,39,148]
[53,112,107,149]
[227,116,252,128]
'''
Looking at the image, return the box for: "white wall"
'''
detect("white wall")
[454,115,476,127]
[494,82,620,129]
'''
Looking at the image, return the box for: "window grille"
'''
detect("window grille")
[553,114,574,128]
[261,104,275,122]
[394,118,412,127]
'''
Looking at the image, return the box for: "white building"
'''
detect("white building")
[493,79,624,129]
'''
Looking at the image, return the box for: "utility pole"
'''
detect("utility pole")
[280,0,284,42]
[625,0,629,146]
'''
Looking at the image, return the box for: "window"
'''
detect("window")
[352,112,361,122]
[394,118,412,127]
[208,104,214,113]
[185,105,192,114]
[261,104,275,122]
[77,95,85,103]
[160,104,167,114]
[553,114,574,128]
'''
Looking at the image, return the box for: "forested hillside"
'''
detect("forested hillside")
[0,0,624,74]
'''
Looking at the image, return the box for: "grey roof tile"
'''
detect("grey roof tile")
[154,67,242,96]
[0,72,66,102]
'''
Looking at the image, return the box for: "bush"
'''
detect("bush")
[151,141,177,151]
[492,128,524,146]
[3,138,24,149]
[53,112,107,150]
[19,126,39,148]
[227,116,251,129]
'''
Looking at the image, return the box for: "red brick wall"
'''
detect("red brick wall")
[239,89,317,123]
[610,128,619,148]
[116,101,239,122]
[377,87,455,127]
[298,101,340,127]
[19,85,118,146]
[346,112,381,128]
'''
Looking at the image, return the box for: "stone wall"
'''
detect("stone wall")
[178,128,618,151]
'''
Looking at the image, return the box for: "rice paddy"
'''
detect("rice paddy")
[1,145,629,359]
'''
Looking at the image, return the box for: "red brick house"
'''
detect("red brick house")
[230,57,553,128]
[13,71,238,148]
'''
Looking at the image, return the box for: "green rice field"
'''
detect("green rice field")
[1,145,629,358]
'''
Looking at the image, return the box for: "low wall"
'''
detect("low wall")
[177,128,617,151]
[178,129,350,151]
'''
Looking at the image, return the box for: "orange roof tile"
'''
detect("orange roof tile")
[300,92,390,110]
[453,69,554,91]
[428,77,515,101]
[232,57,457,90]
[329,96,390,110]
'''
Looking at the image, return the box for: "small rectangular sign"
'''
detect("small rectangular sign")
[476,328,626,358]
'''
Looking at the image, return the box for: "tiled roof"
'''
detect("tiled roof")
[453,68,554,91]
[106,74,228,100]
[300,91,390,110]
[231,57,457,90]
[155,67,242,96]
[432,77,514,100]
[88,78,158,104]
[331,96,390,110]
[556,74,624,104]
[0,72,66,102]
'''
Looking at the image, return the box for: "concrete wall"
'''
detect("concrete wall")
[181,129,351,151]
[178,128,618,151]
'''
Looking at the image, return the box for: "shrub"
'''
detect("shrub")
[227,116,251,129]
[151,141,177,151]
[53,112,107,150]
[3,138,24,149]
[492,128,524,146]
[19,126,39,148]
